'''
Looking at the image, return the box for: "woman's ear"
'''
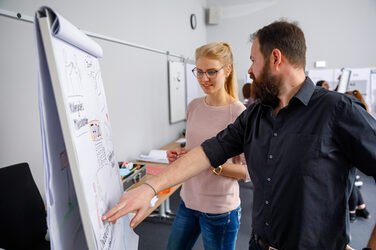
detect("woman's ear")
[225,64,232,77]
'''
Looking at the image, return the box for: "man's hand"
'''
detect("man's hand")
[102,183,155,227]
[102,146,211,227]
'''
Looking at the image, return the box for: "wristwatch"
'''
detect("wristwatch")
[212,165,222,175]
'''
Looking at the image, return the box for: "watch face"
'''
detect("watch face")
[190,14,197,30]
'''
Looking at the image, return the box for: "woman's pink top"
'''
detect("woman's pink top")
[180,97,248,213]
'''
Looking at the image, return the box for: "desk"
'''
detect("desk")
[131,137,184,228]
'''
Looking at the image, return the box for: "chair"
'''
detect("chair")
[0,162,50,250]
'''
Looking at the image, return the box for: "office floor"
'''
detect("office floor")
[135,172,376,250]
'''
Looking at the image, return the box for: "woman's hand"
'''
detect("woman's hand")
[167,149,189,163]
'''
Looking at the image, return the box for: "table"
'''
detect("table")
[129,137,185,228]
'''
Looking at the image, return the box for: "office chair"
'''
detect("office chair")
[0,162,50,250]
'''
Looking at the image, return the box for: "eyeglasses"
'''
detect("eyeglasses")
[192,66,224,79]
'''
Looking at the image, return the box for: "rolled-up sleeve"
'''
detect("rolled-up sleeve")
[201,112,246,168]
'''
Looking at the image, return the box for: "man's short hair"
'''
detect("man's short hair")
[250,20,306,69]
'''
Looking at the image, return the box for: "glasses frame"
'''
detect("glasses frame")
[192,66,224,79]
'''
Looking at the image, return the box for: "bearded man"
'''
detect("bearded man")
[103,21,376,250]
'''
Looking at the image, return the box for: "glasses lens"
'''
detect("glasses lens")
[207,70,217,77]
[197,71,205,78]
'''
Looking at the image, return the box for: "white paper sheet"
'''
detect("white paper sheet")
[138,149,168,164]
[36,6,138,250]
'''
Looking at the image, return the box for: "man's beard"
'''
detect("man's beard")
[250,62,280,108]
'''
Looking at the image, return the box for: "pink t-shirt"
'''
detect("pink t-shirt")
[180,97,247,213]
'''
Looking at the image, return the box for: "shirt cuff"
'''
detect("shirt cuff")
[201,137,228,168]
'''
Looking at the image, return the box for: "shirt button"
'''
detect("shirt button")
[268,154,273,159]
[267,177,271,182]
[265,222,269,226]
[265,200,269,205]
[273,132,278,137]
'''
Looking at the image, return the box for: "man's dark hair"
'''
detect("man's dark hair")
[250,20,306,69]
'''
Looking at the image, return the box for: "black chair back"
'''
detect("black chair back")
[0,162,49,250]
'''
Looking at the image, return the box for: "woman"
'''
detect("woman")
[166,42,249,250]
[242,82,255,107]
[316,80,330,90]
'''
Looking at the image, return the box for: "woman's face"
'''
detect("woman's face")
[195,57,229,95]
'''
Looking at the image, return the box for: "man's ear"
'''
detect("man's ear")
[271,49,282,70]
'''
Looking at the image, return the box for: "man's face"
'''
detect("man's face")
[248,38,264,80]
[248,39,280,108]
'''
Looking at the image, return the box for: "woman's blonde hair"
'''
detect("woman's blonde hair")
[195,42,238,100]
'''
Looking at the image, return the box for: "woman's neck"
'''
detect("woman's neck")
[205,92,235,106]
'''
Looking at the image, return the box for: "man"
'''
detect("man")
[103,21,376,249]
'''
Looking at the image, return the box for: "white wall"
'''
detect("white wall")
[0,0,207,201]
[4,0,375,202]
[206,0,376,88]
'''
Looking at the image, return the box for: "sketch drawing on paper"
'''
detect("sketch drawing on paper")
[63,49,83,96]
[85,55,105,112]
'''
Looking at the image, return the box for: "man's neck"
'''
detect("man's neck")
[274,69,306,115]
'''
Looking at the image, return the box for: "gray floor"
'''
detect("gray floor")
[135,172,375,250]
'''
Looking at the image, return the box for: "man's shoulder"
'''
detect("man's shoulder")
[311,88,366,112]
[311,88,345,105]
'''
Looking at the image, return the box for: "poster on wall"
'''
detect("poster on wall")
[370,68,376,117]
[346,68,372,106]
[308,68,373,112]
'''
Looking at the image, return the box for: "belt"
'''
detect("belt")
[253,234,278,250]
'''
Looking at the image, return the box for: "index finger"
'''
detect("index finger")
[102,202,126,221]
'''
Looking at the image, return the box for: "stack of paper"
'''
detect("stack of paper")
[138,150,168,164]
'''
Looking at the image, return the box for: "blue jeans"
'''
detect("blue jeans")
[166,200,241,250]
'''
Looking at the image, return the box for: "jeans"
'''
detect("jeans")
[166,200,241,250]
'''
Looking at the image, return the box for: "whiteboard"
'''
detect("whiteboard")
[168,61,186,123]
[185,62,205,107]
[35,7,138,250]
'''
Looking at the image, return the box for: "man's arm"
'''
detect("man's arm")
[102,146,211,227]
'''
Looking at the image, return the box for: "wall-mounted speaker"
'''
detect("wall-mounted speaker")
[207,7,222,25]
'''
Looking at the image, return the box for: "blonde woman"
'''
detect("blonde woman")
[166,42,249,250]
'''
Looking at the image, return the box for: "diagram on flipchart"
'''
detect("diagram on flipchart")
[36,7,138,250]
[59,43,125,249]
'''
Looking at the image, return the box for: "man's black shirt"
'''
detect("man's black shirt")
[202,77,376,249]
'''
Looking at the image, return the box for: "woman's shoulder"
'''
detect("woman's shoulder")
[228,100,246,122]
[231,100,246,113]
[187,97,205,111]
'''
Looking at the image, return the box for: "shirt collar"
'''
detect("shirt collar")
[292,77,315,106]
